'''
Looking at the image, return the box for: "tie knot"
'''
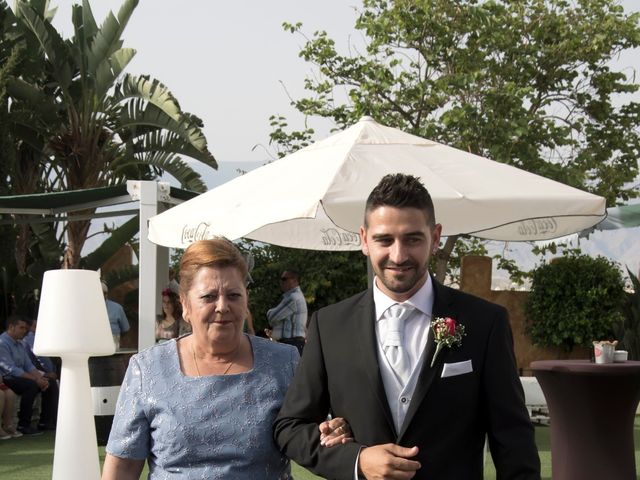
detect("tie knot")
[388,303,413,321]
[384,303,413,347]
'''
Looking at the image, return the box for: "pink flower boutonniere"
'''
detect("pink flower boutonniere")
[431,317,466,367]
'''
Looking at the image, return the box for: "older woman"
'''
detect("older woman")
[102,238,349,479]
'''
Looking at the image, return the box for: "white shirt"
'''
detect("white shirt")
[373,275,434,433]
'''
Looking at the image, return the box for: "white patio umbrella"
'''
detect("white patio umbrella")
[148,117,606,250]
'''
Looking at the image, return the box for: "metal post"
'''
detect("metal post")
[129,181,169,351]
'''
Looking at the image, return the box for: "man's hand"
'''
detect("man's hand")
[358,443,421,479]
[35,376,49,391]
[44,371,58,380]
[319,417,353,447]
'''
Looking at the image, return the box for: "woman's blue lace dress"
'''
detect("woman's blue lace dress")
[106,334,299,479]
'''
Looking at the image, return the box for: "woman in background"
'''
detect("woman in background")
[155,282,190,343]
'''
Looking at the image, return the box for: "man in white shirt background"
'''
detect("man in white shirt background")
[267,269,308,355]
[102,282,130,350]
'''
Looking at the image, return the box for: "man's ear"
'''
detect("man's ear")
[360,225,369,256]
[431,223,443,251]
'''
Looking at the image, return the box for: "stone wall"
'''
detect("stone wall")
[459,256,589,374]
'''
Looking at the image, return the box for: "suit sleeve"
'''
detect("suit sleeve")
[483,309,541,478]
[274,311,362,480]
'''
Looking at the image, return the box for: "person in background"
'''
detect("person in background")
[0,314,58,436]
[102,238,351,479]
[0,384,22,439]
[102,282,130,350]
[267,269,307,355]
[166,279,192,337]
[23,318,57,378]
[156,284,182,343]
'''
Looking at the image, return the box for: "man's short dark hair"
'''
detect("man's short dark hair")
[364,173,436,227]
[283,269,300,282]
[7,314,30,327]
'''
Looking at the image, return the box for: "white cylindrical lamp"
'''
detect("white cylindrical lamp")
[34,269,116,480]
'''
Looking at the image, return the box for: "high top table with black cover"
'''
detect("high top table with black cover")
[89,349,136,445]
[531,359,640,480]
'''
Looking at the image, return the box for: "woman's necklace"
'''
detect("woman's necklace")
[191,343,239,377]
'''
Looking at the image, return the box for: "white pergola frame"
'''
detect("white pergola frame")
[0,180,193,352]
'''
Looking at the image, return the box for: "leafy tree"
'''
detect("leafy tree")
[240,241,368,332]
[525,252,626,351]
[5,0,217,268]
[1,1,55,276]
[0,0,218,315]
[0,1,61,317]
[273,0,640,281]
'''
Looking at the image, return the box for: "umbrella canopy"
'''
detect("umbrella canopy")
[149,117,606,250]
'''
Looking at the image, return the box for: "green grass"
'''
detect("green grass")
[0,421,637,479]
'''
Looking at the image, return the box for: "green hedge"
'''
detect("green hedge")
[525,253,626,351]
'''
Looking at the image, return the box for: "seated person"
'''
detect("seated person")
[0,384,22,439]
[23,318,58,378]
[0,314,59,435]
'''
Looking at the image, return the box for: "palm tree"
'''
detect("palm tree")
[1,0,59,317]
[9,0,217,268]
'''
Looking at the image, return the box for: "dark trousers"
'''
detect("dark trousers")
[3,376,59,428]
[279,337,305,356]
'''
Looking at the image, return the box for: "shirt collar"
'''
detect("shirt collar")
[0,331,20,346]
[283,285,301,297]
[373,274,434,321]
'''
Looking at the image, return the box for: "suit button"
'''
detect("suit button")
[400,397,408,404]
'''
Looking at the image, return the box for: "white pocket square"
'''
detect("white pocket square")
[441,359,473,378]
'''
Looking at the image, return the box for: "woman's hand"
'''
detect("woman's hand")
[319,417,353,447]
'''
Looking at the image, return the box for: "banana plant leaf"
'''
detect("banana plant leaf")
[82,214,139,270]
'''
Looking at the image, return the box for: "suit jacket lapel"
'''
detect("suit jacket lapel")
[354,290,397,436]
[398,278,456,440]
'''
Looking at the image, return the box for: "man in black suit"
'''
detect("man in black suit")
[274,173,540,479]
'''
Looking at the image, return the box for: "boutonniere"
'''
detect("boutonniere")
[431,317,466,367]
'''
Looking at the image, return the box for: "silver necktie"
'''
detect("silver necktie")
[383,303,413,384]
